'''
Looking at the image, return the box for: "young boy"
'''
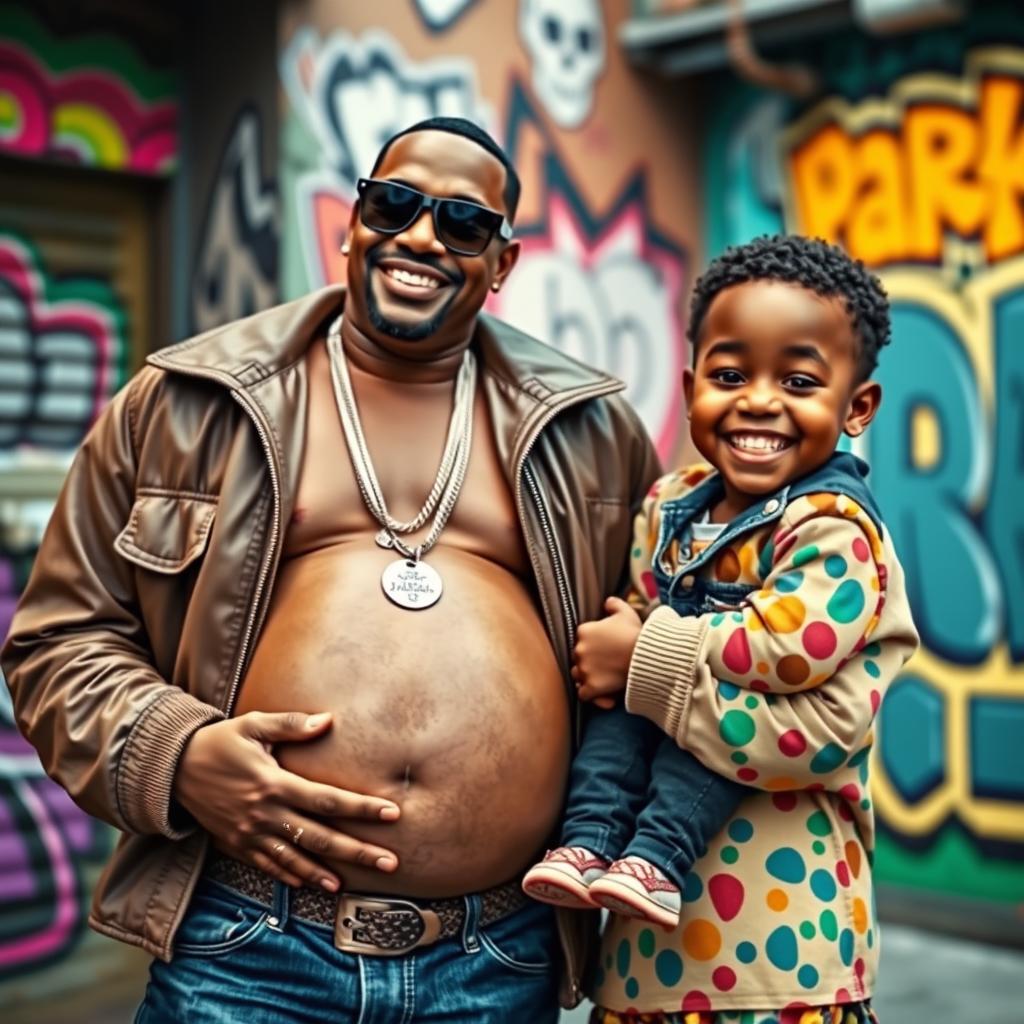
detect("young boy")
[523,235,918,1022]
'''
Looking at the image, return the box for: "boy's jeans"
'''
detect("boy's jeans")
[561,704,746,888]
[135,876,559,1023]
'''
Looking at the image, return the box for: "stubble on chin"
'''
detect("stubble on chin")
[364,274,456,342]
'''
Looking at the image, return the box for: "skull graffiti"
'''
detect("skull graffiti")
[519,0,606,129]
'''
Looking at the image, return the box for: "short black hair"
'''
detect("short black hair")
[688,234,891,380]
[369,116,521,223]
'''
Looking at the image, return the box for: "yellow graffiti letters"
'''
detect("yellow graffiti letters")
[786,59,1024,268]
[978,76,1024,261]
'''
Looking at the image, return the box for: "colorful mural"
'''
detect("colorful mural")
[0,4,177,174]
[706,29,1024,903]
[0,229,129,985]
[413,0,480,33]
[0,637,114,979]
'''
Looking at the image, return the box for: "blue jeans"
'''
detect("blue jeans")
[561,704,745,888]
[135,877,560,1023]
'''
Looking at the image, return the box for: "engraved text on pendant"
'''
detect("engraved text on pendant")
[381,559,443,610]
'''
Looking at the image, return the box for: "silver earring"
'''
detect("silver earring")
[490,281,501,293]
[341,242,350,256]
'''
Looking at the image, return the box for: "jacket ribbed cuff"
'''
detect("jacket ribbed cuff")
[625,606,709,741]
[117,690,223,839]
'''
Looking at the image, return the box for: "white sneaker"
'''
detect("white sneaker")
[521,846,609,910]
[588,856,681,928]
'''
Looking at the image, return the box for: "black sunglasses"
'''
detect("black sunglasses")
[356,178,513,257]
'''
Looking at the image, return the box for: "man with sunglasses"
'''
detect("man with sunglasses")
[4,117,659,1022]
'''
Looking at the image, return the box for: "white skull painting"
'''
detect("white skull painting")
[519,0,606,129]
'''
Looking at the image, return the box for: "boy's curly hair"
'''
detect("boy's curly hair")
[688,235,891,380]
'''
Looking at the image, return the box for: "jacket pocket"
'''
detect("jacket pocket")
[114,490,218,574]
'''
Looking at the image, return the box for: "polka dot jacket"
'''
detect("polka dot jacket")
[589,460,919,1014]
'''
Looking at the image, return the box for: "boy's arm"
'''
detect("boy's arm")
[625,499,918,789]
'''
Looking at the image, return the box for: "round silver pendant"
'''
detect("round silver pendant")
[381,558,443,610]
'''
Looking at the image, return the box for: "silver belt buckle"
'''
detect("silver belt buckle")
[333,894,441,956]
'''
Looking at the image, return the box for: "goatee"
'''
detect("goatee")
[367,296,448,341]
[363,246,463,341]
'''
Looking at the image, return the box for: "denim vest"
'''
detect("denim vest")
[651,452,883,618]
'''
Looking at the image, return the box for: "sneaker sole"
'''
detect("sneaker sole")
[589,877,679,929]
[522,865,596,910]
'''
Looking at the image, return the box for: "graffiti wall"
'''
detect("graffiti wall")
[0,4,177,174]
[704,6,1024,908]
[186,1,280,335]
[0,235,143,1008]
[0,3,174,1009]
[0,233,130,463]
[278,0,703,462]
[190,105,279,334]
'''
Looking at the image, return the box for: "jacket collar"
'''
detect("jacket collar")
[148,285,621,400]
[657,451,881,585]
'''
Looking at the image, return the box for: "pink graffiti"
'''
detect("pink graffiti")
[1,548,111,976]
[490,189,686,459]
[0,41,177,173]
[0,780,80,969]
[0,235,120,433]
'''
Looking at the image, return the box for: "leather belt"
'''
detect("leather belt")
[204,851,528,956]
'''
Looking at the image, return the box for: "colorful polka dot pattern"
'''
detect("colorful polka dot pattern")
[607,468,917,1013]
[592,801,882,1012]
[689,499,887,800]
[589,999,879,1023]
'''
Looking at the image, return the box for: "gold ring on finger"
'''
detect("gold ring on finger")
[291,827,304,845]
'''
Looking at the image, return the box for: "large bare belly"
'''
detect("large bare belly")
[234,541,570,897]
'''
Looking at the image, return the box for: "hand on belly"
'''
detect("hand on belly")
[275,698,569,897]
[178,709,402,893]
[239,543,572,897]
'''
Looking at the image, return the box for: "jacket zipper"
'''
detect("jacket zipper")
[523,463,577,656]
[511,381,620,668]
[224,391,282,713]
[510,379,622,1006]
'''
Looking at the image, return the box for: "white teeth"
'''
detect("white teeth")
[730,434,790,452]
[386,267,441,289]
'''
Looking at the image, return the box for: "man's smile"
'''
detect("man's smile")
[373,256,457,304]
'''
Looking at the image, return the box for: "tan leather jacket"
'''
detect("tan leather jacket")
[2,286,660,1007]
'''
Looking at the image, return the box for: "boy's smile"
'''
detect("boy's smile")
[684,279,881,523]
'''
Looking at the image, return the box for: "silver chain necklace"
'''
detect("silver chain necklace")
[326,315,476,610]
